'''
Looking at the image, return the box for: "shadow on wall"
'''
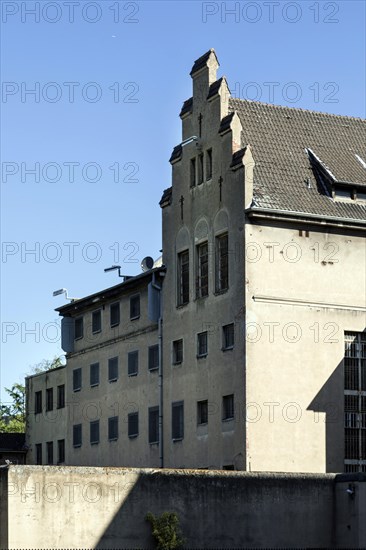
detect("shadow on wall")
[307,328,366,474]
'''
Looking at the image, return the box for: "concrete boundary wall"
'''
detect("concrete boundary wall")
[0,466,365,549]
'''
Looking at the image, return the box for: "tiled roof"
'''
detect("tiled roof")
[229,98,366,222]
[0,433,26,452]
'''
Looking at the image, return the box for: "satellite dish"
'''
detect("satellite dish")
[141,256,154,272]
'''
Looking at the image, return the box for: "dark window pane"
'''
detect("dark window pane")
[73,424,82,447]
[148,345,159,371]
[177,251,189,306]
[196,242,208,298]
[90,363,100,386]
[223,324,234,350]
[75,317,83,340]
[92,310,101,333]
[35,391,42,414]
[46,388,53,412]
[108,357,118,382]
[173,339,183,364]
[149,407,159,444]
[197,400,208,425]
[128,351,138,376]
[57,385,65,409]
[36,443,42,465]
[128,412,139,437]
[197,332,208,357]
[57,440,65,464]
[46,441,53,465]
[73,368,82,391]
[198,153,204,184]
[223,394,234,420]
[130,295,140,320]
[190,158,196,187]
[216,234,228,292]
[172,401,184,440]
[90,420,100,444]
[110,302,120,327]
[206,149,212,180]
[108,416,118,440]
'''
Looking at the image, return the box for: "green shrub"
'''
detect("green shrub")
[146,511,184,550]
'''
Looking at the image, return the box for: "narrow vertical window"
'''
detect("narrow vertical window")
[57,385,65,409]
[206,148,212,180]
[197,332,208,357]
[177,250,189,306]
[190,158,196,187]
[222,394,234,420]
[172,401,184,440]
[110,302,120,327]
[222,323,235,350]
[57,440,65,464]
[108,357,119,382]
[46,388,53,412]
[90,420,100,445]
[197,400,208,425]
[130,294,140,320]
[90,363,100,386]
[92,309,101,333]
[128,351,139,376]
[148,345,159,371]
[36,443,42,465]
[35,391,42,414]
[73,368,82,391]
[108,416,118,441]
[149,406,159,444]
[196,242,208,298]
[128,412,139,438]
[198,153,204,184]
[75,317,83,340]
[73,424,82,447]
[216,233,228,292]
[344,332,366,473]
[46,441,53,465]
[173,339,183,365]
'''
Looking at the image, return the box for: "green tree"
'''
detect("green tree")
[29,355,65,374]
[146,512,184,550]
[0,383,26,433]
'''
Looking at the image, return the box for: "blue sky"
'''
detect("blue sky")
[1,0,365,401]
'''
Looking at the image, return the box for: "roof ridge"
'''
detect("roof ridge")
[229,97,365,122]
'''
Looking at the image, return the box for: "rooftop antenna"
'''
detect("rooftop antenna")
[104,265,131,282]
[52,288,78,302]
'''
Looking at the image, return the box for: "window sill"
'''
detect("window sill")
[222,417,234,423]
[110,323,120,328]
[73,444,82,448]
[128,434,138,439]
[108,438,118,442]
[172,361,182,366]
[74,336,83,341]
[222,347,234,352]
[90,383,99,388]
[130,316,140,321]
[128,373,138,377]
[149,441,159,446]
[109,379,118,383]
[197,354,208,359]
[195,295,208,301]
[91,441,99,446]
[214,289,228,296]
[73,388,81,392]
[92,330,101,335]
[148,367,159,372]
[172,437,183,443]
[176,303,189,309]
[197,422,208,427]
[56,405,65,410]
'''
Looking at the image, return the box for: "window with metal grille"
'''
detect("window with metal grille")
[222,394,234,421]
[75,316,83,340]
[46,388,53,412]
[128,351,139,376]
[108,416,118,440]
[206,149,212,180]
[92,309,101,333]
[130,294,140,320]
[73,424,82,447]
[148,345,159,371]
[46,441,53,465]
[198,153,204,184]
[149,406,159,444]
[90,362,100,386]
[223,323,234,350]
[110,302,120,327]
[57,385,65,409]
[108,357,118,382]
[216,233,228,292]
[196,242,208,298]
[128,412,139,438]
[36,443,42,465]
[190,158,196,187]
[57,440,65,464]
[73,368,82,391]
[197,332,208,358]
[90,420,100,444]
[197,400,208,425]
[173,339,183,365]
[35,391,42,414]
[177,250,189,306]
[344,332,366,473]
[172,401,184,440]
